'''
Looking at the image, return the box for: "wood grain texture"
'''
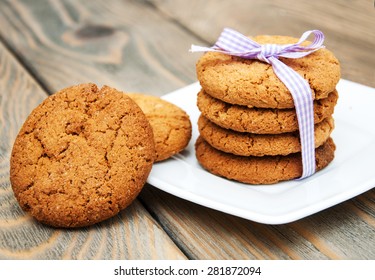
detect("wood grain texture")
[140,185,375,260]
[0,42,186,260]
[150,0,375,87]
[0,0,374,260]
[0,0,199,95]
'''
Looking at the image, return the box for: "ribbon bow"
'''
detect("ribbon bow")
[190,28,326,179]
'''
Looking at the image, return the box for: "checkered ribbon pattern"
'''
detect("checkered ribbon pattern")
[190,28,326,179]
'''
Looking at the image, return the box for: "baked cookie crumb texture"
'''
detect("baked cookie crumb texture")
[195,136,336,185]
[10,83,155,228]
[197,89,338,134]
[198,114,334,156]
[127,93,192,162]
[196,35,340,109]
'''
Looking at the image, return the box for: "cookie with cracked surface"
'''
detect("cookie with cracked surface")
[196,35,340,109]
[197,89,338,134]
[127,93,192,162]
[10,83,155,228]
[195,136,335,185]
[198,115,334,156]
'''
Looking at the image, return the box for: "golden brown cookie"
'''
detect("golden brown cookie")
[197,89,338,134]
[195,136,336,185]
[198,115,334,156]
[127,93,192,162]
[196,35,340,109]
[10,84,155,228]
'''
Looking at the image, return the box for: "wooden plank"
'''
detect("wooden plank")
[0,0,374,260]
[0,42,186,259]
[140,185,375,259]
[0,0,200,95]
[150,0,375,87]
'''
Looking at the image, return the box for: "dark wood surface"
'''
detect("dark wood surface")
[0,0,374,259]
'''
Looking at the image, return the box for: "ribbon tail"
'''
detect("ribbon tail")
[189,45,213,53]
[269,57,316,179]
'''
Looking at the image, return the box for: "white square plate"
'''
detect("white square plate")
[148,79,375,224]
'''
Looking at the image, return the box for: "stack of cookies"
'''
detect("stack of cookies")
[194,35,340,184]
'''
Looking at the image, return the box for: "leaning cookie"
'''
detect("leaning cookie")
[195,136,335,185]
[127,93,192,162]
[198,115,334,156]
[10,84,155,228]
[197,89,338,134]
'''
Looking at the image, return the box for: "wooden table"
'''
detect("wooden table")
[1,0,374,260]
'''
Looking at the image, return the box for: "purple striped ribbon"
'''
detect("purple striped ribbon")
[190,28,326,179]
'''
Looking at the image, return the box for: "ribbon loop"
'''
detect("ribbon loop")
[190,28,325,180]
